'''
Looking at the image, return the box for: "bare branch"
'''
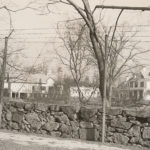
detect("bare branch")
[109,9,123,51]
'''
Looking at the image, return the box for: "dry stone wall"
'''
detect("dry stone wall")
[1,101,150,148]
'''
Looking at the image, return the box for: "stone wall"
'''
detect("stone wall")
[1,101,150,148]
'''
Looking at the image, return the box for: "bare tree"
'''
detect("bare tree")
[56,22,95,103]
[0,1,47,125]
[45,0,123,143]
[45,0,150,143]
[78,24,150,106]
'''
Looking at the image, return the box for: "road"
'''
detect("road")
[0,130,139,150]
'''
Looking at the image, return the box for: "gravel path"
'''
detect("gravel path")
[0,131,133,150]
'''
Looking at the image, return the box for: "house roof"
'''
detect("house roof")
[27,74,51,83]
[126,67,150,81]
[141,67,150,79]
[118,67,150,88]
[8,73,55,86]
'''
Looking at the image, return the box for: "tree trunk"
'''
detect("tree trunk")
[108,85,112,107]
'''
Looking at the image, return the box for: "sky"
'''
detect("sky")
[0,0,150,78]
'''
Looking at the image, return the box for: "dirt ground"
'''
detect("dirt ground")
[0,130,147,150]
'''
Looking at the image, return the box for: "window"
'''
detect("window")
[139,90,143,99]
[140,82,144,87]
[129,91,132,98]
[135,82,138,87]
[32,86,35,91]
[41,86,46,90]
[12,92,18,98]
[20,93,27,99]
[134,90,137,99]
[130,82,133,88]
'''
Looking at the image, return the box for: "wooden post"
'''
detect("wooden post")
[102,34,108,143]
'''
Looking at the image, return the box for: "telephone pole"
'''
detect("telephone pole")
[0,36,9,127]
[0,29,13,103]
[0,37,8,103]
[102,34,108,143]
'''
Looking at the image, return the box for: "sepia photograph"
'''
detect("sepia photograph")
[0,0,149,150]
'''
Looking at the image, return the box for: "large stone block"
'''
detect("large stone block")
[55,114,70,125]
[5,111,12,121]
[25,112,41,130]
[106,136,113,142]
[143,141,150,148]
[80,121,93,129]
[80,107,97,121]
[117,116,127,122]
[35,103,48,112]
[90,116,98,123]
[79,128,99,141]
[59,124,71,134]
[14,102,25,109]
[94,124,102,130]
[115,128,125,133]
[51,131,61,137]
[43,121,59,132]
[123,106,150,118]
[70,121,79,131]
[60,106,77,120]
[24,103,34,111]
[113,133,129,144]
[130,137,141,144]
[1,121,7,129]
[107,108,122,116]
[12,112,24,124]
[128,125,141,137]
[111,120,132,130]
[47,114,55,122]
[72,130,79,139]
[107,127,115,132]
[9,106,17,112]
[143,127,150,139]
[10,122,19,130]
[38,113,47,124]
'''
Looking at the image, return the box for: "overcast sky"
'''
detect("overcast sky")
[0,0,150,77]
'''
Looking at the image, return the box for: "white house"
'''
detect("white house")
[4,74,54,99]
[119,67,150,101]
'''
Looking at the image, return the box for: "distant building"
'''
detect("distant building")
[4,74,54,99]
[119,67,150,101]
[70,86,100,98]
